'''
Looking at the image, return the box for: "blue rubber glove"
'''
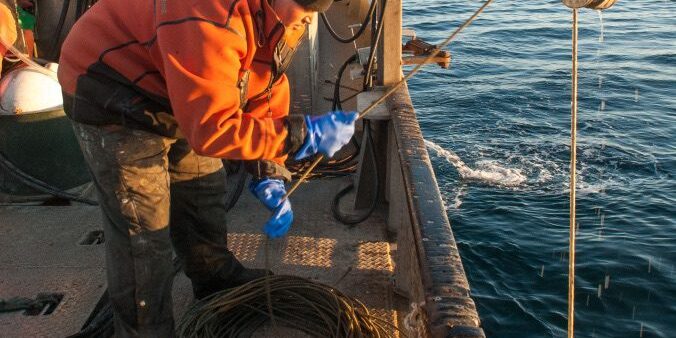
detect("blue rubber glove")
[249,178,293,238]
[294,111,359,160]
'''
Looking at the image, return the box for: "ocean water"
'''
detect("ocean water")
[402,1,675,337]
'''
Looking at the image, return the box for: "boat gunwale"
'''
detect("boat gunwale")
[387,83,485,338]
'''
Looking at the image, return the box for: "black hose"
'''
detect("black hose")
[287,150,360,180]
[42,0,97,61]
[46,0,72,61]
[363,0,388,90]
[0,152,97,205]
[327,3,382,224]
[65,257,182,338]
[333,54,359,111]
[76,0,85,19]
[320,0,377,44]
[331,120,378,225]
[76,0,98,19]
[64,295,113,338]
[76,0,87,18]
[224,161,247,212]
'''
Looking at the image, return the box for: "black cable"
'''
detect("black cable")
[319,0,377,44]
[287,134,361,179]
[224,161,247,212]
[66,257,182,338]
[42,0,97,61]
[331,120,378,225]
[288,153,359,180]
[76,0,98,19]
[65,294,113,338]
[273,54,365,180]
[46,0,71,61]
[75,0,98,20]
[295,3,383,202]
[332,54,359,111]
[76,0,86,19]
[283,54,360,179]
[327,2,384,224]
[363,0,387,90]
[0,152,97,205]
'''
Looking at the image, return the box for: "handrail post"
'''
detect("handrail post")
[377,0,403,86]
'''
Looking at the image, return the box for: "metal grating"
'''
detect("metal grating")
[282,236,337,268]
[227,232,263,263]
[357,242,394,272]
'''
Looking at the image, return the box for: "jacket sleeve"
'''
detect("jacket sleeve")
[243,72,306,165]
[0,3,17,73]
[155,19,290,161]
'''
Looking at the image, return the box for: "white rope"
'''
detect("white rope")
[403,301,426,338]
[0,37,58,80]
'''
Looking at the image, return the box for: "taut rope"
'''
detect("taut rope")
[568,8,580,338]
[285,0,495,199]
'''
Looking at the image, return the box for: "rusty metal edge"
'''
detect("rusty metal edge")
[387,83,485,338]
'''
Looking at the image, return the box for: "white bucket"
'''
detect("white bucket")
[0,63,63,115]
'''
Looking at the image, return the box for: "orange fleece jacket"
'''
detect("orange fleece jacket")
[0,2,17,74]
[58,0,303,164]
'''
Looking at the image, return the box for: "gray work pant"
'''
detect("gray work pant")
[72,122,244,338]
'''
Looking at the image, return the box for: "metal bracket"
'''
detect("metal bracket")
[357,88,390,121]
[353,88,389,210]
[402,28,417,40]
[562,0,617,10]
[401,38,452,69]
[0,293,63,315]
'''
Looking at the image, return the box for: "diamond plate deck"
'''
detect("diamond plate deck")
[0,205,106,337]
[1,177,404,337]
[174,177,405,336]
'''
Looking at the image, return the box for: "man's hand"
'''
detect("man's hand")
[249,178,293,238]
[294,111,358,160]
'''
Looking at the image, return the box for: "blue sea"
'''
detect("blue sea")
[403,1,675,337]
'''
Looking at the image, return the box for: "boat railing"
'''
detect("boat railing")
[386,84,485,338]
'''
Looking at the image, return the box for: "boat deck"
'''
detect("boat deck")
[0,176,406,337]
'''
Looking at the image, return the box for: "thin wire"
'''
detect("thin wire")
[285,0,495,200]
[264,238,276,328]
[568,8,579,338]
[177,275,401,337]
[286,154,323,197]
